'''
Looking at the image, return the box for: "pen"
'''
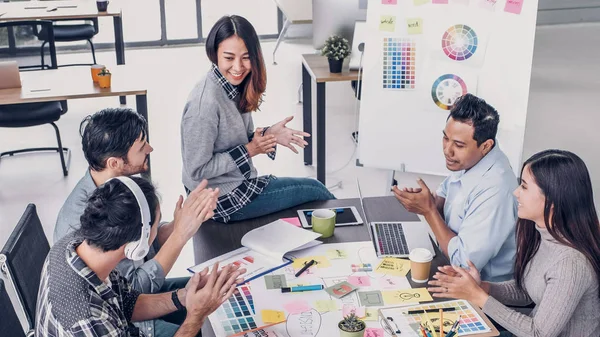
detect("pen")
[281,285,324,293]
[440,309,444,337]
[294,259,315,277]
[306,208,345,216]
[405,307,456,315]
[449,315,461,332]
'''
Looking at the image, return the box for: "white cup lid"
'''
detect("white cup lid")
[409,248,433,263]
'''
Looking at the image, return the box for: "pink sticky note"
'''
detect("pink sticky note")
[284,300,311,315]
[382,0,397,4]
[432,0,449,3]
[348,276,371,287]
[504,0,523,14]
[364,328,385,337]
[281,217,302,227]
[378,276,404,289]
[343,304,366,318]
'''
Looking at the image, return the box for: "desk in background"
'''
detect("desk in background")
[301,54,360,184]
[0,66,151,178]
[271,0,312,65]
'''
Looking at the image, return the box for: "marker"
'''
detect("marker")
[294,259,315,277]
[450,315,461,332]
[306,208,345,216]
[281,285,324,293]
[405,307,456,315]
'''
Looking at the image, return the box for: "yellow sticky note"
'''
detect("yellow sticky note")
[314,300,339,312]
[382,288,433,305]
[407,18,423,34]
[364,308,379,321]
[261,310,285,324]
[375,258,411,277]
[414,0,430,5]
[326,249,348,259]
[379,15,396,32]
[292,256,331,269]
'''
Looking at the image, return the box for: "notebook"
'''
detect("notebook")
[188,220,322,284]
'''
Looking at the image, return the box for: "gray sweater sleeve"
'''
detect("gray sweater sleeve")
[181,97,240,181]
[487,280,532,306]
[482,257,593,337]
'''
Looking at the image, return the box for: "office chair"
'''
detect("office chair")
[0,279,28,337]
[0,20,57,70]
[35,18,99,68]
[0,204,51,333]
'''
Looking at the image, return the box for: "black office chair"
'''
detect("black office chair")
[0,20,57,70]
[0,101,71,176]
[0,204,51,332]
[35,18,99,68]
[0,279,27,337]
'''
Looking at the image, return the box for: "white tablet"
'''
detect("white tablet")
[297,206,364,229]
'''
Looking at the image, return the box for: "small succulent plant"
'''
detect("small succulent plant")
[339,313,366,332]
[321,35,351,61]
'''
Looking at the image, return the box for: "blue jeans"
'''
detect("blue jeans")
[226,177,335,222]
[154,277,197,337]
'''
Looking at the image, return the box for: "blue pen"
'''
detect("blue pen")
[281,285,324,293]
[306,208,345,216]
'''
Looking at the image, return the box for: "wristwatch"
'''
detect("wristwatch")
[171,289,185,311]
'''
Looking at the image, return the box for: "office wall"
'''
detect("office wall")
[538,0,600,24]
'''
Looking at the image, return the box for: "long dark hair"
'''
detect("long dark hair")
[514,149,600,297]
[205,15,266,113]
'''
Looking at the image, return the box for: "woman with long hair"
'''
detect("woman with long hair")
[181,15,334,223]
[428,149,600,336]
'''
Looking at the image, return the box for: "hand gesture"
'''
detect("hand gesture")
[173,179,219,240]
[435,260,481,286]
[427,264,489,307]
[266,116,310,154]
[392,178,436,216]
[246,128,277,157]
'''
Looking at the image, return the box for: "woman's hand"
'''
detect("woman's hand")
[428,265,489,308]
[266,116,310,154]
[246,128,277,157]
[436,260,482,286]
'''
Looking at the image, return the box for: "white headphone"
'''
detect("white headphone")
[108,176,152,261]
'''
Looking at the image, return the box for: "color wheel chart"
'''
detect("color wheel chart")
[214,284,258,335]
[431,74,468,110]
[442,24,478,61]
[382,37,416,90]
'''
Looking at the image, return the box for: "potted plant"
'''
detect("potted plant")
[97,67,111,88]
[338,313,366,337]
[321,35,350,73]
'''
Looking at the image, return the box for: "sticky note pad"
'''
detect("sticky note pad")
[348,276,371,287]
[406,18,423,35]
[314,300,338,312]
[364,328,385,337]
[281,217,302,227]
[379,15,396,32]
[382,288,433,305]
[326,249,348,259]
[283,300,311,315]
[364,308,379,321]
[261,310,285,324]
[504,0,523,14]
[413,0,430,5]
[382,0,397,4]
[375,258,411,276]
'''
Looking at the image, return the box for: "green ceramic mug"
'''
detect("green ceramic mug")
[311,209,336,238]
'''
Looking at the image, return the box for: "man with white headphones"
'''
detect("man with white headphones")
[36,176,245,337]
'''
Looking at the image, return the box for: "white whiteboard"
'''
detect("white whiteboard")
[358,0,539,176]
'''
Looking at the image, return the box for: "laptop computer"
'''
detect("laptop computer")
[0,61,22,90]
[357,179,435,258]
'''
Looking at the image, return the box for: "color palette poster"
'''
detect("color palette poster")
[211,284,258,336]
[402,300,492,335]
[382,37,417,90]
[441,24,478,61]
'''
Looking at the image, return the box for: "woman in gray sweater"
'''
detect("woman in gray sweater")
[181,15,334,223]
[428,149,600,337]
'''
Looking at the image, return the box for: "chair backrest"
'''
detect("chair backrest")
[0,279,27,337]
[0,204,50,328]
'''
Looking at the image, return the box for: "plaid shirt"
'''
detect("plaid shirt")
[35,235,142,337]
[211,64,276,223]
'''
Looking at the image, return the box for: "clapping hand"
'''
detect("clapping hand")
[266,116,310,154]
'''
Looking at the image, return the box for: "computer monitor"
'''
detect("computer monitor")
[312,0,367,49]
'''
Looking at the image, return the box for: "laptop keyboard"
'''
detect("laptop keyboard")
[374,222,410,255]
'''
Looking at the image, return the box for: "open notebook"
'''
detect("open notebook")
[188,220,322,284]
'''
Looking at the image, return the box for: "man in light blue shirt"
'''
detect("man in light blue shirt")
[393,94,517,282]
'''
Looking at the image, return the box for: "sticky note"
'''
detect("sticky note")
[432,0,448,3]
[292,256,331,269]
[364,308,379,321]
[382,288,434,305]
[379,15,396,32]
[283,300,311,314]
[478,0,497,10]
[382,0,397,4]
[264,275,287,289]
[342,304,365,318]
[379,276,410,289]
[358,291,385,307]
[504,0,523,14]
[326,249,348,259]
[406,18,423,35]
[314,300,338,312]
[261,310,285,324]
[413,0,430,5]
[348,276,371,287]
[281,217,302,227]
[375,258,411,277]
[365,328,385,337]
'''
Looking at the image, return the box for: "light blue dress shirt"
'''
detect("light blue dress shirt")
[436,143,518,282]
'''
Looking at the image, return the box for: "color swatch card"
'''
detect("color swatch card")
[382,38,417,90]
[375,258,411,276]
[210,284,258,336]
[382,288,433,305]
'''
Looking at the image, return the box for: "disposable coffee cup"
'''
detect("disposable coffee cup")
[96,0,109,12]
[90,64,104,82]
[311,209,336,238]
[409,248,433,283]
